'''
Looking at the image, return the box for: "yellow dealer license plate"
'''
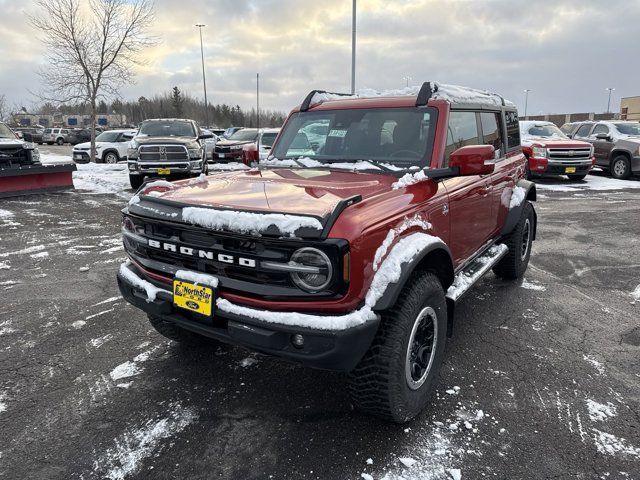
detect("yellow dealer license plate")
[565,167,576,174]
[157,167,171,175]
[173,280,213,316]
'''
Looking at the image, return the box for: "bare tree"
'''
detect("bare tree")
[30,0,156,160]
[0,95,8,122]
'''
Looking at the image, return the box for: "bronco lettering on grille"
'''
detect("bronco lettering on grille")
[147,239,256,267]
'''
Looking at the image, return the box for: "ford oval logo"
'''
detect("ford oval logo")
[186,300,199,310]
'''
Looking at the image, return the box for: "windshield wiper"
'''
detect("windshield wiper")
[322,159,398,172]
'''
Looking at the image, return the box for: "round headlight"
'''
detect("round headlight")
[290,247,333,293]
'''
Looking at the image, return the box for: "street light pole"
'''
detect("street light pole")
[256,73,260,130]
[351,0,356,94]
[606,87,615,113]
[403,76,412,88]
[523,89,532,118]
[195,24,209,126]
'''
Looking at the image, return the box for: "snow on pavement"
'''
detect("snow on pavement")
[536,174,640,192]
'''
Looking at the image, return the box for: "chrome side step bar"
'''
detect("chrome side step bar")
[446,244,508,302]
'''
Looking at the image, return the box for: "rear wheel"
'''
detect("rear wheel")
[611,155,631,180]
[56,138,64,145]
[104,151,119,164]
[148,314,221,346]
[348,271,447,423]
[493,202,534,279]
[567,173,587,181]
[129,174,144,190]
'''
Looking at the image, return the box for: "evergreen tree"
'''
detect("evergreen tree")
[171,86,184,117]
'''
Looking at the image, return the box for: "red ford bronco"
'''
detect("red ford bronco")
[117,82,537,423]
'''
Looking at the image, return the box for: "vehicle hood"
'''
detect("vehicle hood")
[139,168,398,220]
[74,141,110,149]
[0,138,25,147]
[521,136,591,148]
[215,139,255,147]
[134,136,197,145]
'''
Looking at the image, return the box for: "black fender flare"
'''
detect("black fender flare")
[372,240,454,312]
[501,179,537,238]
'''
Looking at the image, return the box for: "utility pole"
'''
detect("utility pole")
[606,87,615,113]
[351,0,356,94]
[403,76,412,88]
[256,73,260,130]
[195,24,209,126]
[523,89,531,118]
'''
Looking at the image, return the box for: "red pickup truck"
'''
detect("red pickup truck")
[117,82,537,422]
[520,120,595,180]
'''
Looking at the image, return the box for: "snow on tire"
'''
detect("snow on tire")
[348,271,447,423]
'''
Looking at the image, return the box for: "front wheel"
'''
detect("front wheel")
[56,138,64,145]
[129,174,144,190]
[611,155,631,180]
[567,173,587,181]
[348,271,447,423]
[493,201,534,279]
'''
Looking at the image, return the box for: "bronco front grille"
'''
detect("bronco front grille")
[139,145,189,162]
[547,148,592,161]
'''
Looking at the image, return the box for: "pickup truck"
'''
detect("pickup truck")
[117,82,537,423]
[520,120,595,180]
[126,118,211,189]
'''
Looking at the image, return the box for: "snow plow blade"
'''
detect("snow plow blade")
[0,163,77,198]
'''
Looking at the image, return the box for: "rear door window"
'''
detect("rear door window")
[480,112,503,158]
[445,111,480,162]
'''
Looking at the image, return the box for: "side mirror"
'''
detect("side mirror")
[595,133,610,141]
[449,145,496,176]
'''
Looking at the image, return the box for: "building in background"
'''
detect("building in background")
[11,113,127,128]
[620,96,640,121]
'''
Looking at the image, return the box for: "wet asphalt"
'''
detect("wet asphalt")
[0,173,638,480]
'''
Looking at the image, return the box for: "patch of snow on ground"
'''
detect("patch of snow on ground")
[399,457,418,468]
[631,284,640,305]
[182,206,323,237]
[0,393,7,413]
[521,279,546,291]
[209,162,250,171]
[30,251,49,259]
[90,334,113,349]
[592,430,640,458]
[72,320,86,329]
[91,404,197,480]
[0,208,14,219]
[0,261,9,270]
[586,399,617,422]
[239,357,259,368]
[583,354,606,375]
[536,175,640,192]
[110,361,141,381]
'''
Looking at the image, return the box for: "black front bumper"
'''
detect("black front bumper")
[543,161,592,175]
[117,265,379,372]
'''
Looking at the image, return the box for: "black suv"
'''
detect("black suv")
[564,121,640,179]
[126,118,212,189]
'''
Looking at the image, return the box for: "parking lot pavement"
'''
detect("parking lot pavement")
[0,172,638,480]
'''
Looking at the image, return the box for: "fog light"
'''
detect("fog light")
[291,334,305,349]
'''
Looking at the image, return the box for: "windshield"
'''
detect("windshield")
[138,120,195,137]
[614,123,640,136]
[261,132,278,147]
[271,107,436,167]
[229,129,258,141]
[524,124,567,138]
[96,131,120,142]
[0,124,15,138]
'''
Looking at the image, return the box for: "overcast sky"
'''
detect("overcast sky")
[0,0,638,116]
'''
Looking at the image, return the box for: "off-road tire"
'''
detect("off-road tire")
[567,173,587,181]
[493,201,534,279]
[611,155,631,180]
[348,271,448,423]
[129,174,144,190]
[148,314,221,346]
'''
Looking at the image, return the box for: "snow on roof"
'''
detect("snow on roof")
[309,82,514,108]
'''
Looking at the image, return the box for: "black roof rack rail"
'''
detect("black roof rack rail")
[300,90,353,112]
[415,82,435,107]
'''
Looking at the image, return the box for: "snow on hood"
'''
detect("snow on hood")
[0,138,25,147]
